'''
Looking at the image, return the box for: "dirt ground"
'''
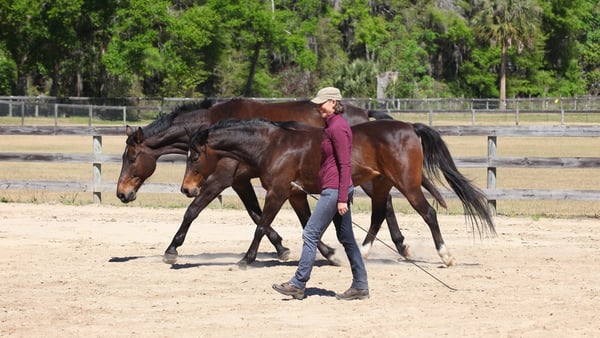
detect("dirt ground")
[0,202,598,337]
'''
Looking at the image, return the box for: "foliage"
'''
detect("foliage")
[471,0,542,106]
[0,47,17,95]
[0,0,598,98]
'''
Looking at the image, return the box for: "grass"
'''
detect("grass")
[1,128,599,218]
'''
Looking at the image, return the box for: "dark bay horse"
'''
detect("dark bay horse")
[184,118,496,266]
[116,98,399,264]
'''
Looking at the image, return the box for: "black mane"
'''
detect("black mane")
[190,118,314,153]
[142,98,214,139]
[209,118,312,132]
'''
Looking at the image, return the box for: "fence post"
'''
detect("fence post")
[487,135,497,214]
[515,100,519,126]
[560,99,564,126]
[20,101,25,126]
[54,104,59,129]
[122,106,127,125]
[88,106,93,127]
[93,135,102,203]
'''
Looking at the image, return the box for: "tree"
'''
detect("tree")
[0,0,44,94]
[0,47,17,95]
[540,0,595,96]
[580,1,600,95]
[472,0,542,108]
[35,0,85,96]
[102,0,220,97]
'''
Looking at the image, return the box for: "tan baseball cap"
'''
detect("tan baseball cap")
[310,87,342,104]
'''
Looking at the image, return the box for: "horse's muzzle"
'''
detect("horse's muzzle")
[116,190,136,203]
[180,186,200,198]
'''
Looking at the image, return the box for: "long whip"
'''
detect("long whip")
[290,181,457,291]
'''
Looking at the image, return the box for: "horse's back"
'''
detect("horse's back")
[352,120,416,144]
[208,98,381,128]
[209,98,324,127]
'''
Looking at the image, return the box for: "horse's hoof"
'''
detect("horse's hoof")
[438,244,456,267]
[360,244,372,259]
[401,245,411,259]
[440,254,456,267]
[278,248,291,261]
[163,253,178,264]
[445,257,457,267]
[326,254,342,266]
[237,260,248,270]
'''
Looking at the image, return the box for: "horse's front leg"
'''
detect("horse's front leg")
[238,191,288,268]
[163,186,221,264]
[231,176,289,261]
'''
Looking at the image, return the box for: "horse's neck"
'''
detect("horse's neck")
[145,116,210,155]
[211,129,270,166]
[343,104,370,125]
[146,128,188,155]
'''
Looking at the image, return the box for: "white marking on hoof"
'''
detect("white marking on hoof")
[360,243,373,259]
[438,244,456,267]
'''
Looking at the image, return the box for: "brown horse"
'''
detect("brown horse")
[184,118,495,266]
[116,98,400,265]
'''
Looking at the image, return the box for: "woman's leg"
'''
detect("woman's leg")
[291,189,339,289]
[334,187,368,290]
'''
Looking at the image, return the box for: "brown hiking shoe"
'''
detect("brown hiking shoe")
[335,287,369,300]
[272,282,305,300]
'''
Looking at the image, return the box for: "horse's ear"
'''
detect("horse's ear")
[125,125,133,136]
[134,127,144,143]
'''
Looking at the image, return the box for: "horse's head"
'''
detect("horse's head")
[116,126,159,203]
[180,129,218,197]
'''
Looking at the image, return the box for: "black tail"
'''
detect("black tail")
[368,110,394,120]
[413,123,496,237]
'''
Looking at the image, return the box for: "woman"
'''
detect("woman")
[272,87,369,300]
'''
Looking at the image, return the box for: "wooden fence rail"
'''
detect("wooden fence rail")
[1,126,599,211]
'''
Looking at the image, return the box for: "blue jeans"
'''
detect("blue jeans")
[290,187,368,290]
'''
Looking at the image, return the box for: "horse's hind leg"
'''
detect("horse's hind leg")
[360,180,409,259]
[404,190,455,267]
[288,192,340,266]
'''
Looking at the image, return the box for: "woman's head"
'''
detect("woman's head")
[311,87,345,117]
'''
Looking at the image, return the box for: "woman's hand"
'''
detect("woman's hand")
[337,202,348,216]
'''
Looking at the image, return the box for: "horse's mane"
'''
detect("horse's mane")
[190,118,313,150]
[210,118,313,132]
[138,98,214,140]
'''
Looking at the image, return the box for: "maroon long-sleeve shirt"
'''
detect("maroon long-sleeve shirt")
[319,113,353,203]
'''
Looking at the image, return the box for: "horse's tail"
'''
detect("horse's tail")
[413,122,496,237]
[368,109,394,120]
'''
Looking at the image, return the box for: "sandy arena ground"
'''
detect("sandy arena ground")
[0,202,598,337]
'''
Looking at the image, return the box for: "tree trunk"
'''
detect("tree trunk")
[499,41,507,110]
[16,72,27,95]
[243,41,262,97]
[15,56,28,95]
[50,62,60,96]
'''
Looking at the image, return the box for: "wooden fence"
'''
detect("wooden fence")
[1,125,599,213]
